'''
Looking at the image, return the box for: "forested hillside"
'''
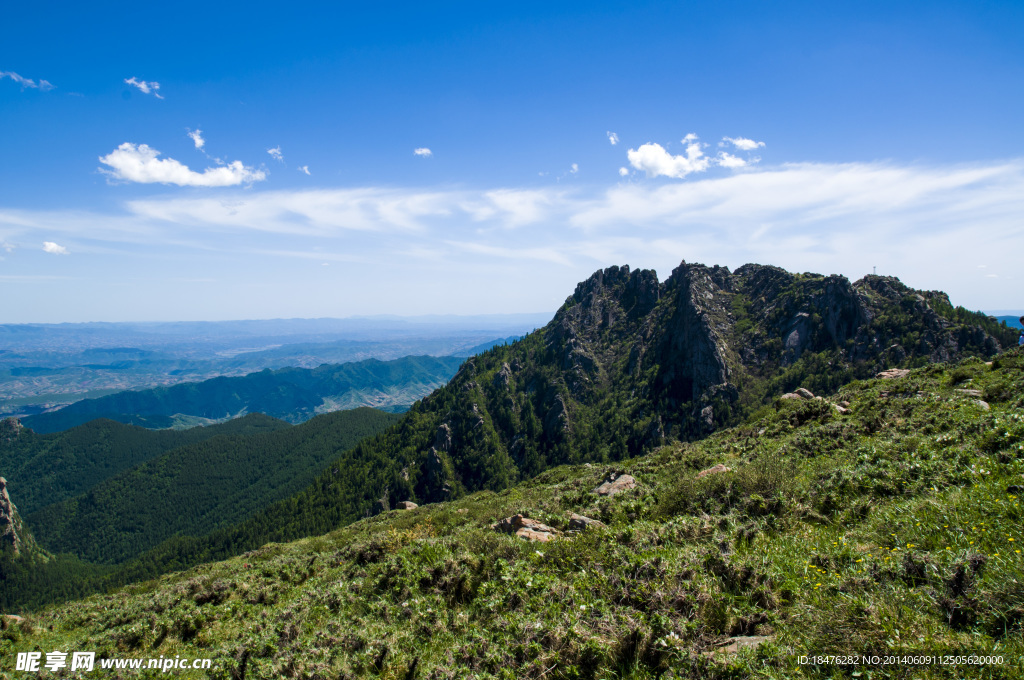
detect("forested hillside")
[21,355,463,433]
[0,413,290,515]
[26,408,402,565]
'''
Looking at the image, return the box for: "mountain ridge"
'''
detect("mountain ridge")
[20,355,464,434]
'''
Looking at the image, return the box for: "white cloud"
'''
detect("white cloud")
[722,136,765,151]
[298,165,311,175]
[627,138,711,179]
[1,71,54,91]
[607,131,619,146]
[98,143,267,187]
[682,133,699,143]
[570,163,579,174]
[717,152,748,169]
[42,241,69,255]
[6,158,1024,312]
[187,129,205,150]
[618,167,630,177]
[267,146,284,162]
[124,77,163,99]
[414,148,433,157]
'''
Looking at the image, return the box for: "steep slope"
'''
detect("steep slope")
[0,413,290,515]
[20,355,463,433]
[8,350,1024,676]
[25,408,401,565]
[80,261,1014,591]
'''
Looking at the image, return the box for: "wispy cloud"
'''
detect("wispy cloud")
[98,143,267,187]
[124,77,163,99]
[267,146,284,162]
[298,165,311,175]
[42,241,69,255]
[721,136,765,151]
[187,129,205,150]
[5,158,1024,311]
[1,70,54,91]
[607,131,619,146]
[570,163,579,174]
[414,148,433,157]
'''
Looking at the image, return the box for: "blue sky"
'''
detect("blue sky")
[2,0,1023,322]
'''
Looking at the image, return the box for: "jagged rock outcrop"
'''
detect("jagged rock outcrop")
[0,418,22,444]
[0,477,28,555]
[396,260,1014,510]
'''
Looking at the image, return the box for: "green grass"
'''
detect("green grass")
[3,351,1024,678]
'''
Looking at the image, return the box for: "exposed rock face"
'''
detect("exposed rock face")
[0,477,25,555]
[877,368,911,380]
[0,418,23,443]
[395,501,418,510]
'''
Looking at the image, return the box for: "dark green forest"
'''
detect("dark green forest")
[0,413,290,515]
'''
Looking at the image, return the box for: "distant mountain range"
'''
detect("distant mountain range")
[992,315,1023,329]
[21,355,466,433]
[0,316,544,418]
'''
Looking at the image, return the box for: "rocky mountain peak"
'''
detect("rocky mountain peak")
[0,418,23,443]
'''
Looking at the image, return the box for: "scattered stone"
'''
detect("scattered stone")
[456,508,468,514]
[594,473,637,496]
[567,513,606,531]
[493,514,561,541]
[833,404,850,415]
[704,635,774,657]
[955,389,982,397]
[794,388,815,399]
[516,528,558,542]
[839,400,850,407]
[974,400,990,411]
[779,392,802,401]
[876,368,911,380]
[395,501,418,510]
[697,464,731,479]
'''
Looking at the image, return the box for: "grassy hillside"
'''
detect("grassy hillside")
[4,350,1022,678]
[20,355,464,433]
[0,413,291,515]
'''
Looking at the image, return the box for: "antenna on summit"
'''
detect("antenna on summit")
[873,266,876,276]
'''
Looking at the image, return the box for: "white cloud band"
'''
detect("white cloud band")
[98,143,267,187]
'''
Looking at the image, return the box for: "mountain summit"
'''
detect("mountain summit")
[389,261,1013,505]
